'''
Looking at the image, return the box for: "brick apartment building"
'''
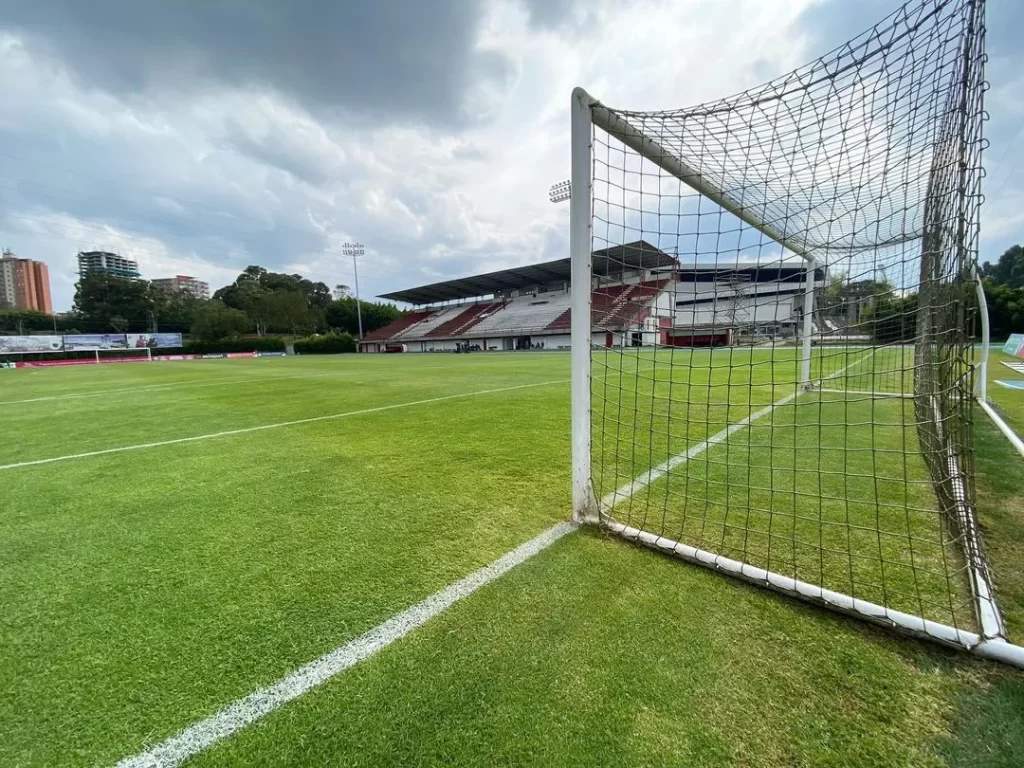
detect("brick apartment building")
[0,250,53,314]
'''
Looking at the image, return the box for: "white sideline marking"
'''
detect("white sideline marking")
[603,349,875,509]
[116,520,578,768]
[0,379,567,471]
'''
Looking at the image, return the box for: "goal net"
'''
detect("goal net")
[95,347,153,363]
[570,0,1020,662]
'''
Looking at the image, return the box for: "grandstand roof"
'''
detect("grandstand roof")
[378,241,677,305]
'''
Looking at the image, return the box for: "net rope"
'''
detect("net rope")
[586,0,994,640]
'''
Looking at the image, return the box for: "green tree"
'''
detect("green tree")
[982,278,1024,339]
[260,291,313,335]
[818,273,894,322]
[73,272,157,332]
[0,309,66,333]
[190,300,251,341]
[981,244,1024,288]
[861,293,917,343]
[325,298,402,336]
[213,266,330,335]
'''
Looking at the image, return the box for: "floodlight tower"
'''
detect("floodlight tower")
[549,180,572,204]
[342,242,365,341]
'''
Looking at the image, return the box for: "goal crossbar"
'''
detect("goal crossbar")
[585,93,813,263]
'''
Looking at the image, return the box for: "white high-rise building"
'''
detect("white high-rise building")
[77,251,140,279]
[151,275,210,300]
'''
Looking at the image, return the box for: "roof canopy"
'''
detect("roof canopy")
[379,241,677,305]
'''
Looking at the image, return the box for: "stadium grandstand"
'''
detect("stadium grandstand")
[360,241,826,353]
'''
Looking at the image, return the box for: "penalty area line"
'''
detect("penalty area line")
[0,379,568,471]
[115,520,578,768]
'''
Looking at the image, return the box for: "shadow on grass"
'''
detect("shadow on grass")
[935,674,1024,768]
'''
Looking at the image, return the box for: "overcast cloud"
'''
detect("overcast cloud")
[0,0,1021,311]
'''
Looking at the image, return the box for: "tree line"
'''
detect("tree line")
[0,266,402,342]
[817,244,1024,343]
[5,248,1022,345]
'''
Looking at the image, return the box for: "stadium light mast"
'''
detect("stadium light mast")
[342,242,365,341]
[549,180,572,204]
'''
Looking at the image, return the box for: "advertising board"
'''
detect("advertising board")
[127,333,184,349]
[0,335,64,354]
[63,334,129,351]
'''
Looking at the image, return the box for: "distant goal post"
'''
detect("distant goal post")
[568,0,1022,667]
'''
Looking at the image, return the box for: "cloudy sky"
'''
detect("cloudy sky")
[0,0,1021,311]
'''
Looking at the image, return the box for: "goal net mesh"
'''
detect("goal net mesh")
[586,0,995,640]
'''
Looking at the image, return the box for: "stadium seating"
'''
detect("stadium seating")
[425,301,504,338]
[546,280,668,331]
[363,310,433,341]
[365,280,669,345]
[471,293,572,334]
[396,305,464,338]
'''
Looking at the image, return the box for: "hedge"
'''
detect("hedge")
[182,336,286,354]
[293,332,356,355]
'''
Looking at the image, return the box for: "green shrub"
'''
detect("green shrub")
[182,336,286,354]
[293,332,356,355]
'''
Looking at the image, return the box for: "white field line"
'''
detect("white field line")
[115,520,578,768]
[817,388,913,398]
[0,379,567,471]
[979,399,1024,459]
[601,392,799,509]
[602,349,875,510]
[809,348,876,389]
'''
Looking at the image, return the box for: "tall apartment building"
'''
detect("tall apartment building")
[77,251,140,279]
[0,250,53,314]
[151,274,210,300]
[0,255,16,307]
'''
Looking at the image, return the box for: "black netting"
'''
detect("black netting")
[584,0,995,641]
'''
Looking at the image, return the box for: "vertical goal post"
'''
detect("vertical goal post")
[568,0,1024,668]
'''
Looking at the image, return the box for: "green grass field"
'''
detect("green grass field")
[2,351,1022,766]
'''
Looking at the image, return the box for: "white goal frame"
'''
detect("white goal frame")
[94,347,153,363]
[569,86,1024,668]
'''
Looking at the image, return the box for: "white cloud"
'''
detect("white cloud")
[1,0,1021,314]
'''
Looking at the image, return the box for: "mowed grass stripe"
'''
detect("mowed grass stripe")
[117,522,578,768]
[1,368,572,766]
[0,354,567,401]
[0,379,568,471]
[0,361,570,464]
[185,530,1024,768]
[117,353,863,766]
[0,372,364,405]
[0,363,509,407]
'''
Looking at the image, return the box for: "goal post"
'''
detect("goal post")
[569,0,1023,667]
[570,87,598,524]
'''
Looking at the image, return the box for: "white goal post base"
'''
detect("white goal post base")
[605,522,1024,667]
